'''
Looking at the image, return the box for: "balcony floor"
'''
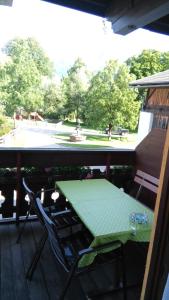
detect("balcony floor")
[0,221,147,300]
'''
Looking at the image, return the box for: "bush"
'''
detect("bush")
[0,115,13,136]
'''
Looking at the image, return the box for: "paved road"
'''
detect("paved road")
[0,121,67,148]
[0,120,137,149]
[0,120,107,148]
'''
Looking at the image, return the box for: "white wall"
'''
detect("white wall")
[137,111,154,143]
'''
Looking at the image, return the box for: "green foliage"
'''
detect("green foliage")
[42,82,64,119]
[84,60,140,131]
[0,37,54,116]
[0,106,12,136]
[126,49,165,79]
[62,58,90,122]
[126,49,169,102]
[1,40,167,134]
[0,116,12,136]
[4,38,54,77]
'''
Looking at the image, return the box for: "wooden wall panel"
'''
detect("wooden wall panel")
[134,128,166,209]
[141,127,169,300]
[148,88,169,107]
[135,128,166,178]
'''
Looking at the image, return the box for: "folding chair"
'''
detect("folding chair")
[16,177,80,243]
[27,196,127,300]
[134,170,159,200]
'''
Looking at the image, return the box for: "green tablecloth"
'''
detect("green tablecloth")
[56,179,154,267]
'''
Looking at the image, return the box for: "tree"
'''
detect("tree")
[0,37,54,116]
[62,58,90,123]
[126,50,166,79]
[126,49,169,102]
[4,37,53,77]
[84,60,140,131]
[42,81,65,119]
[0,63,8,108]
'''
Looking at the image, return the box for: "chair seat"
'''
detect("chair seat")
[60,229,122,272]
[45,206,80,228]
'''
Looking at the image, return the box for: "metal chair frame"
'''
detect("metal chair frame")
[27,196,127,300]
[16,177,77,243]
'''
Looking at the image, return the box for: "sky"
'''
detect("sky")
[1,0,169,77]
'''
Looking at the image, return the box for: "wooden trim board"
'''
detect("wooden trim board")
[141,126,169,299]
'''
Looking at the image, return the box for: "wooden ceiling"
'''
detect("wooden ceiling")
[43,0,169,35]
[0,0,13,6]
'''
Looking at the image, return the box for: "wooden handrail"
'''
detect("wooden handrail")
[0,148,135,167]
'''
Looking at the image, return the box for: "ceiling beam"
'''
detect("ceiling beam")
[42,0,107,17]
[107,0,169,35]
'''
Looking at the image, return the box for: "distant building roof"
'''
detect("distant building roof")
[130,69,169,88]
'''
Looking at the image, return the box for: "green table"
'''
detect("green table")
[56,179,154,267]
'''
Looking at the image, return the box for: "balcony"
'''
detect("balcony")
[0,128,166,299]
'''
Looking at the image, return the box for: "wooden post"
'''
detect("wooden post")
[141,126,169,299]
[105,153,111,179]
[16,152,22,224]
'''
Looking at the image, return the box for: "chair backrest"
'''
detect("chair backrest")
[22,177,45,226]
[22,177,35,201]
[35,196,69,272]
[134,170,159,199]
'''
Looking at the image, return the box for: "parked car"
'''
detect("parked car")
[117,127,129,136]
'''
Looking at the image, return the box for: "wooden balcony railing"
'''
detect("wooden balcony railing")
[0,148,136,222]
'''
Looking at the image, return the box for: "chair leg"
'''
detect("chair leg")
[121,245,127,300]
[59,259,79,300]
[26,231,47,280]
[16,205,32,243]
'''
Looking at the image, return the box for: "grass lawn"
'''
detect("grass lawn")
[54,131,137,149]
[61,143,113,149]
